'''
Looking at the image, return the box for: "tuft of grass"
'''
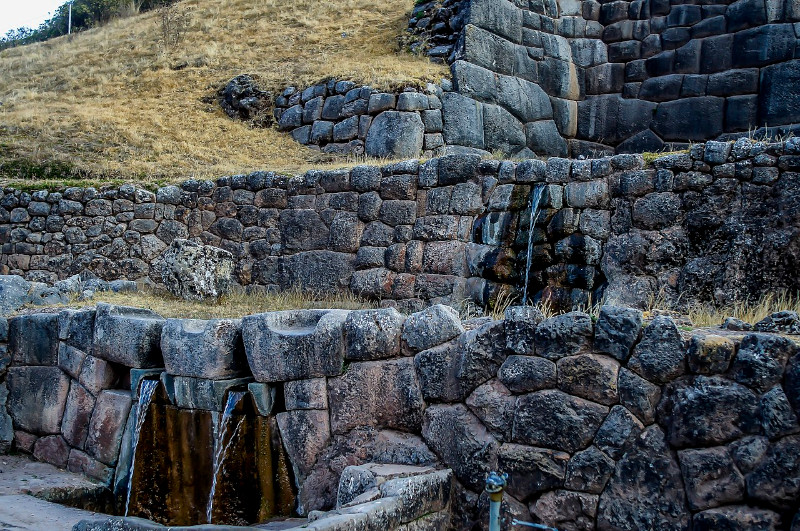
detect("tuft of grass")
[36,285,379,319]
[684,291,800,328]
[0,0,449,185]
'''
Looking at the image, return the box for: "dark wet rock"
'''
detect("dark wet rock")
[678,446,745,511]
[659,376,760,448]
[498,443,568,499]
[504,305,545,355]
[597,425,690,531]
[565,446,616,494]
[534,312,594,361]
[513,389,608,453]
[594,405,644,460]
[532,490,599,531]
[729,333,797,393]
[692,505,782,531]
[627,316,686,384]
[760,386,800,439]
[729,435,770,474]
[593,306,643,362]
[422,404,498,491]
[557,354,620,406]
[618,367,661,424]
[746,435,800,510]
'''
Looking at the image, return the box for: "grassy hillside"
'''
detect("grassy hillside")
[0,0,448,186]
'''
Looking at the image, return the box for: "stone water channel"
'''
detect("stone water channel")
[1,291,799,529]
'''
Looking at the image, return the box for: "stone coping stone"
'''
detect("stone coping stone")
[161,318,249,380]
[242,309,350,382]
[93,304,165,369]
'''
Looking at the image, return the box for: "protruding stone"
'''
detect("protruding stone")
[172,376,252,411]
[344,308,405,361]
[465,379,515,439]
[242,310,349,382]
[498,443,568,499]
[729,333,797,393]
[593,306,642,362]
[402,304,464,353]
[627,316,686,384]
[93,303,165,369]
[161,318,248,379]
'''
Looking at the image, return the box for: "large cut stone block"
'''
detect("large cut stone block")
[172,376,253,411]
[9,314,59,366]
[61,381,96,449]
[7,366,70,435]
[276,409,331,484]
[161,318,248,379]
[94,303,165,368]
[58,308,96,353]
[343,308,405,361]
[242,310,349,382]
[402,304,464,353]
[328,358,425,434]
[85,390,132,466]
[365,111,424,159]
[33,435,70,468]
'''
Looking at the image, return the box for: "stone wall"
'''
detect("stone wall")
[1,138,798,311]
[273,81,445,159]
[2,301,800,530]
[442,0,800,157]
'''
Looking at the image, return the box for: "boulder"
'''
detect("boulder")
[504,305,545,355]
[627,316,686,384]
[534,312,594,361]
[402,304,464,353]
[746,435,800,510]
[532,490,599,531]
[618,368,661,424]
[729,333,797,393]
[678,446,745,511]
[687,334,736,374]
[151,239,234,301]
[565,446,616,494]
[593,306,642,362]
[94,303,164,368]
[498,355,557,394]
[557,354,620,405]
[365,111,425,159]
[242,309,349,382]
[160,318,248,379]
[498,443,568,499]
[0,275,34,315]
[594,405,644,459]
[343,308,405,361]
[465,379,515,439]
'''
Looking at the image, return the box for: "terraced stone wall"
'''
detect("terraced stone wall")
[1,138,799,311]
[1,302,799,530]
[441,0,800,157]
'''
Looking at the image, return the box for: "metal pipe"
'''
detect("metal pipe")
[485,471,508,531]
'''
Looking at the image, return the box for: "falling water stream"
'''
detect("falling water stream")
[522,184,546,306]
[124,379,160,516]
[206,391,247,524]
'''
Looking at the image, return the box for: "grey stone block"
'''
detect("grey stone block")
[94,304,164,369]
[442,92,485,149]
[7,366,70,435]
[365,112,424,159]
[172,376,253,411]
[9,314,59,366]
[402,304,464,352]
[160,318,248,380]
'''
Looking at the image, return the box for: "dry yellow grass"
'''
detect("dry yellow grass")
[32,286,378,319]
[0,0,449,186]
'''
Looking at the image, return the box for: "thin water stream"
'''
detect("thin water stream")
[522,184,546,306]
[206,391,247,524]
[124,379,159,517]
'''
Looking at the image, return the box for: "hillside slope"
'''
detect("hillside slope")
[0,0,447,184]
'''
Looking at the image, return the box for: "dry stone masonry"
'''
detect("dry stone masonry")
[1,138,798,311]
[1,299,799,530]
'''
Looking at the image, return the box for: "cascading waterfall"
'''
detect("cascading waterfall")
[206,391,247,524]
[522,184,546,306]
[124,379,159,517]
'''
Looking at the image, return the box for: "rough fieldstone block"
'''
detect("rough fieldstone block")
[402,304,463,353]
[422,404,498,491]
[760,386,800,439]
[534,312,594,361]
[93,304,165,369]
[284,378,327,410]
[465,379,515,439]
[61,381,96,449]
[597,426,689,531]
[558,354,620,406]
[692,506,782,531]
[565,446,615,494]
[730,333,797,392]
[242,310,349,382]
[276,409,330,483]
[594,405,644,460]
[344,308,405,361]
[498,443,568,500]
[594,306,642,362]
[660,376,759,447]
[161,318,248,380]
[746,435,800,510]
[687,334,736,374]
[86,390,132,466]
[627,316,686,384]
[329,358,425,434]
[365,112,424,159]
[532,490,599,530]
[9,314,59,366]
[498,355,557,394]
[504,306,546,355]
[7,366,70,435]
[513,389,608,453]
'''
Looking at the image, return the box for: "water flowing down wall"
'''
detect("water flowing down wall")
[1,299,799,530]
[1,138,799,311]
